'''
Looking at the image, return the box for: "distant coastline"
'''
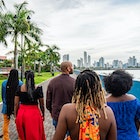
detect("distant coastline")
[93,67,140,70]
[75,67,140,71]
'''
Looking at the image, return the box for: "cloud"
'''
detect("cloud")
[1,0,140,65]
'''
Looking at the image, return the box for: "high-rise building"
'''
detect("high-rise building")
[84,51,87,67]
[63,54,69,61]
[128,56,137,67]
[77,58,83,68]
[80,58,83,67]
[88,55,91,67]
[99,57,104,68]
[112,60,123,68]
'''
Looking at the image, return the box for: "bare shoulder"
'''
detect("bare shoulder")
[20,84,26,92]
[126,94,136,100]
[61,103,77,119]
[100,105,115,119]
[105,105,114,114]
[61,103,75,112]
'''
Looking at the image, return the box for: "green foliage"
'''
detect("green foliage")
[0,60,12,67]
[34,72,60,84]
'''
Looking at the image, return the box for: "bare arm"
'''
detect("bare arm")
[14,96,20,118]
[106,106,117,140]
[39,98,45,121]
[46,84,52,113]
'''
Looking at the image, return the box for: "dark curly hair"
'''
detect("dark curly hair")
[103,69,133,97]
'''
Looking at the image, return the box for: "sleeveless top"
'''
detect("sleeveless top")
[66,105,100,140]
[15,86,43,105]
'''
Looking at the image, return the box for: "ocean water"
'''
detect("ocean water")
[95,70,140,81]
[74,69,140,99]
[96,70,140,100]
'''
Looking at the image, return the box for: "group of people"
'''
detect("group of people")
[1,61,140,140]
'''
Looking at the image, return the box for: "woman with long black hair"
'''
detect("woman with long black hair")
[14,70,46,140]
[1,69,23,140]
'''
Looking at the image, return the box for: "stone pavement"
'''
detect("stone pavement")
[0,74,77,140]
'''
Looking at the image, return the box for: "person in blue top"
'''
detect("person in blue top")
[1,69,23,140]
[103,69,140,140]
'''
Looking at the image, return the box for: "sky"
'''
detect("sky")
[1,0,140,65]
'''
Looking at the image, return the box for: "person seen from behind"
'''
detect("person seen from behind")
[53,69,117,140]
[1,69,23,140]
[103,69,140,140]
[46,61,76,128]
[14,70,46,140]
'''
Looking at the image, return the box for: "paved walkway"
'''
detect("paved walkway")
[0,74,77,140]
[0,78,55,140]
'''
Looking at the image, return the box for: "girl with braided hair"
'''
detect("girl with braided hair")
[53,69,117,140]
[1,69,23,140]
[14,70,46,140]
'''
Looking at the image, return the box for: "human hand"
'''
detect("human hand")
[42,116,45,121]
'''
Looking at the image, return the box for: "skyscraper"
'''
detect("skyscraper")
[88,55,91,67]
[63,54,69,61]
[84,51,87,67]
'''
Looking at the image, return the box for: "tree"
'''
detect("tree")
[44,45,60,75]
[0,0,5,10]
[0,1,42,71]
[0,1,32,69]
[0,13,8,46]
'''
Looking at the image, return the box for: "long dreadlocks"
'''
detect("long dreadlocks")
[6,69,19,118]
[72,69,107,123]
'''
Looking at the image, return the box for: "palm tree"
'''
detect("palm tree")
[44,45,60,75]
[11,1,34,69]
[0,1,43,77]
[0,0,5,10]
[0,1,32,69]
[0,13,8,46]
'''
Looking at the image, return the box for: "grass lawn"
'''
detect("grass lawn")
[0,72,60,102]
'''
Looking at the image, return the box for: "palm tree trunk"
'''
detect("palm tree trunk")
[38,60,41,75]
[34,61,36,72]
[14,33,18,69]
[20,34,25,81]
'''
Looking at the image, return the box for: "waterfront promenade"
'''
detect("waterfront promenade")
[0,74,77,140]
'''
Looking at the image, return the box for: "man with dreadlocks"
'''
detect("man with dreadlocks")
[1,69,23,140]
[53,69,117,140]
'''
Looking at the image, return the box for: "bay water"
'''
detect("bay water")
[95,70,140,81]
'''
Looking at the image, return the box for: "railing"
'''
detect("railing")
[74,69,140,101]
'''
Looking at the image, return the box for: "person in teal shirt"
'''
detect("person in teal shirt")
[1,69,23,140]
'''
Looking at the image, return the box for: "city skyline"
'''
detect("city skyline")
[0,0,140,64]
[63,51,140,67]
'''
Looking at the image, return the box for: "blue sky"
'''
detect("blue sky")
[1,0,140,65]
